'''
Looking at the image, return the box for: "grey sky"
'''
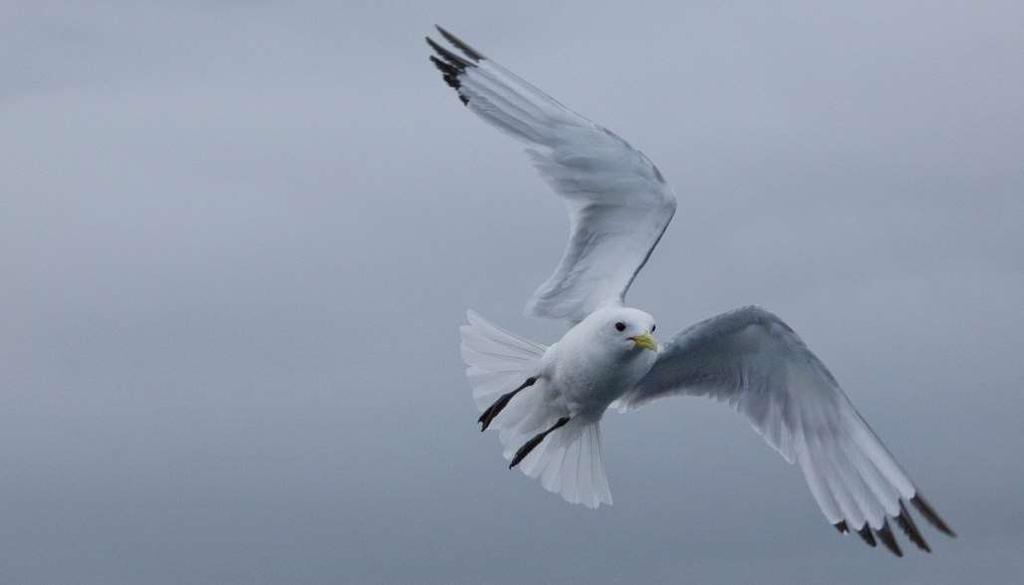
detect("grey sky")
[2,1,1022,584]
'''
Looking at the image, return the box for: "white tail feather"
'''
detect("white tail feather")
[460,310,546,410]
[459,310,613,508]
[518,419,612,509]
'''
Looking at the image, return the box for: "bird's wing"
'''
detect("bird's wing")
[426,27,677,323]
[620,306,955,555]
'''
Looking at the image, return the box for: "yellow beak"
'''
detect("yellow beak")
[630,332,658,352]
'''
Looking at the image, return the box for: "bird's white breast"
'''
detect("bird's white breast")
[546,326,658,420]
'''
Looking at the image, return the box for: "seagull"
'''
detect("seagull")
[426,26,954,556]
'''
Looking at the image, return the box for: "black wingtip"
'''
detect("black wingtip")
[875,521,904,557]
[426,36,472,70]
[834,520,848,534]
[911,494,956,537]
[435,25,485,61]
[426,34,472,105]
[428,56,459,85]
[857,525,877,547]
[896,500,932,552]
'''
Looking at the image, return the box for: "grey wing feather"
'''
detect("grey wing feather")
[427,28,676,322]
[622,306,954,553]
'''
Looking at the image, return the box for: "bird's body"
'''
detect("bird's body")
[545,307,659,420]
[428,26,954,555]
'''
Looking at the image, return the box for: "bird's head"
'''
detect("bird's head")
[585,306,659,355]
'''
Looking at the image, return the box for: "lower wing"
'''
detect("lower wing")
[621,306,955,556]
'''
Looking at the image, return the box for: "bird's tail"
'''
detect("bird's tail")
[459,310,613,508]
[459,309,547,412]
[516,418,613,508]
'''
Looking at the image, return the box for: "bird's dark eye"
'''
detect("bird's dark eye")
[651,324,656,332]
[615,322,626,332]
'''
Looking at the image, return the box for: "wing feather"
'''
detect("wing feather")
[427,27,676,322]
[622,306,954,554]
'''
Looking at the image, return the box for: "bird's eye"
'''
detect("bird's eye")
[615,322,626,332]
[651,324,656,332]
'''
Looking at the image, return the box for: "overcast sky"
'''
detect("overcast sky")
[2,1,1023,584]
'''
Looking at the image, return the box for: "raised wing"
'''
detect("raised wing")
[426,27,677,322]
[621,306,955,555]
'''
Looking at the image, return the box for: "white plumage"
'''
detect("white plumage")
[429,26,953,556]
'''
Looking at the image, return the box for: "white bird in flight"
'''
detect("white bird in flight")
[426,26,954,556]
